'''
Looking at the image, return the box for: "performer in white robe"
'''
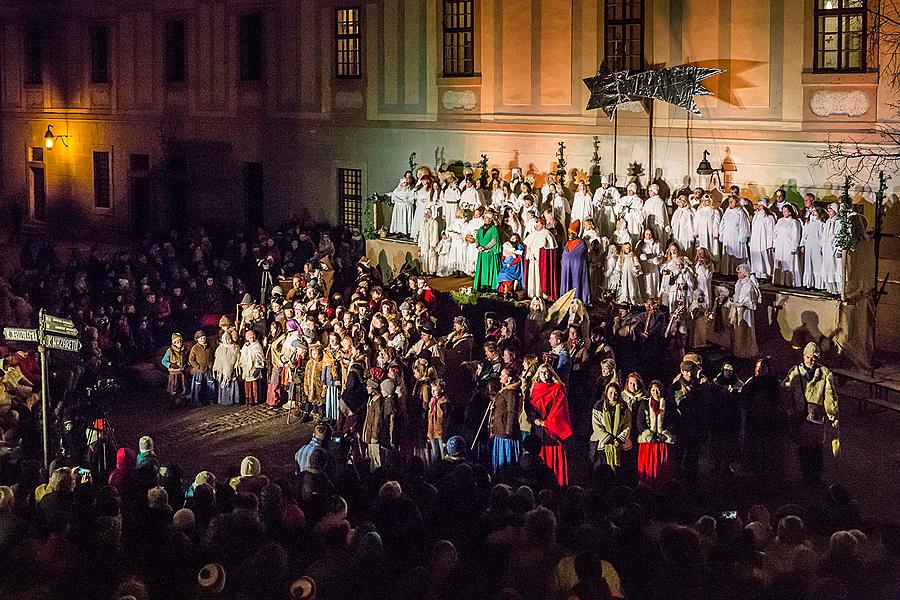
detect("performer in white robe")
[388,179,416,237]
[490,180,504,208]
[442,178,462,224]
[694,194,721,261]
[460,179,482,212]
[636,229,664,300]
[510,167,524,196]
[436,231,453,276]
[541,174,559,207]
[612,218,633,247]
[617,184,645,242]
[417,209,440,275]
[718,196,751,275]
[821,203,843,295]
[749,199,776,280]
[446,209,468,274]
[604,245,620,293]
[613,243,643,306]
[660,256,697,308]
[801,207,826,289]
[464,209,485,276]
[772,204,803,287]
[643,184,670,247]
[524,220,558,298]
[410,178,432,239]
[693,247,716,309]
[728,264,760,358]
[670,195,696,259]
[592,176,621,238]
[549,185,572,227]
[571,182,594,234]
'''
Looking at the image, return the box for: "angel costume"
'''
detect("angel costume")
[643,191,670,246]
[773,215,803,287]
[550,192,572,227]
[593,181,621,237]
[464,215,484,276]
[801,213,825,289]
[617,194,645,241]
[442,185,462,224]
[446,218,468,274]
[460,185,482,211]
[694,205,722,259]
[670,206,696,258]
[410,181,432,238]
[659,261,697,308]
[636,239,663,299]
[571,190,594,234]
[729,265,760,358]
[614,250,643,305]
[749,208,776,279]
[436,234,453,276]
[821,208,843,295]
[389,181,416,237]
[418,215,440,275]
[718,205,751,274]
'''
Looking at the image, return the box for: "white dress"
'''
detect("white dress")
[436,237,453,276]
[749,211,776,279]
[617,195,645,241]
[593,186,620,238]
[670,207,696,258]
[801,216,825,289]
[389,184,416,237]
[643,195,670,246]
[694,206,722,258]
[417,218,439,275]
[773,217,802,287]
[821,216,842,295]
[446,219,468,274]
[464,216,484,276]
[660,263,697,308]
[614,253,643,305]
[636,240,663,299]
[551,193,572,226]
[718,207,751,275]
[694,261,714,305]
[410,185,431,238]
[460,187,481,211]
[442,187,462,224]
[571,191,594,232]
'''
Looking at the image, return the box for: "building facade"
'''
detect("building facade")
[1,0,898,339]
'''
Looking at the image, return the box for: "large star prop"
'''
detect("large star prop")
[583,66,723,119]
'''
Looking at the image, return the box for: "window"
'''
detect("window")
[93,151,111,209]
[24,28,42,85]
[604,0,644,72]
[30,147,44,162]
[814,0,866,72]
[90,26,109,83]
[442,0,474,76]
[336,8,362,78]
[28,148,46,222]
[338,168,362,229]
[165,20,186,83]
[239,13,264,82]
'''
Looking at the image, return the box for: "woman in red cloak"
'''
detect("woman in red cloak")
[528,363,573,485]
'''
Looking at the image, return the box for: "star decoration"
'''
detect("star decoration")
[583,66,723,119]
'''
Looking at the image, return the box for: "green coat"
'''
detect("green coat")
[784,363,838,425]
[473,224,501,291]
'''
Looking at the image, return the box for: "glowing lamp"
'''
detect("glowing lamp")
[43,124,69,149]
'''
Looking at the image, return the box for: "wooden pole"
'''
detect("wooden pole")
[38,309,49,469]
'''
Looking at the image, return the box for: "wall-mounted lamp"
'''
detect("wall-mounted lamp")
[695,149,736,191]
[44,124,69,150]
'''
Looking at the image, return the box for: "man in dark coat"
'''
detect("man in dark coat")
[673,360,707,485]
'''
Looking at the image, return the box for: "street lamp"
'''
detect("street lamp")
[43,124,69,149]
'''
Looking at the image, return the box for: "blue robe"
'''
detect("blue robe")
[560,239,591,304]
[497,242,526,290]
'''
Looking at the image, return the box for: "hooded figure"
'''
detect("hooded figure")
[559,220,591,305]
[728,264,760,358]
[107,447,137,494]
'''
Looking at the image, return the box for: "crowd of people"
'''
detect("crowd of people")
[0,186,893,600]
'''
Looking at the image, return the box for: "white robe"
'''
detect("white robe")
[571,192,594,233]
[670,207,696,258]
[773,217,802,287]
[446,219,468,274]
[417,218,440,275]
[636,240,663,299]
[749,211,776,279]
[643,195,670,246]
[613,254,643,306]
[801,216,825,289]
[593,186,620,237]
[617,195,645,240]
[659,263,697,308]
[694,206,722,258]
[460,187,481,211]
[821,216,843,295]
[524,228,557,298]
[718,207,751,274]
[442,187,462,224]
[389,185,416,237]
[694,261,714,305]
[410,185,431,238]
[551,193,572,226]
[436,237,453,276]
[464,216,484,275]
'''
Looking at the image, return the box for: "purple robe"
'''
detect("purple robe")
[560,239,591,304]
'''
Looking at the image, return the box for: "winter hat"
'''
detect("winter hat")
[240,456,261,478]
[307,448,328,473]
[139,435,155,454]
[446,436,465,458]
[198,563,226,594]
[648,183,659,194]
[289,576,317,600]
[218,315,233,329]
[173,508,196,531]
[803,342,820,358]
[286,319,300,332]
[194,470,216,489]
[600,175,610,185]
[380,379,397,397]
[171,332,183,344]
[194,330,206,341]
[828,202,840,213]
[379,480,402,499]
[240,293,253,305]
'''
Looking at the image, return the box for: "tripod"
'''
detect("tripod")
[260,266,274,306]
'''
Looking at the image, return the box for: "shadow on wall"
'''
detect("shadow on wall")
[683,59,765,109]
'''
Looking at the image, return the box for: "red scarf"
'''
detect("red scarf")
[650,397,661,415]
[531,381,572,442]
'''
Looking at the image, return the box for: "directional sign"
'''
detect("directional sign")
[44,334,82,353]
[43,314,78,337]
[3,327,39,343]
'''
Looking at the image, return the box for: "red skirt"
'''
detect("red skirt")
[540,445,568,486]
[637,442,669,484]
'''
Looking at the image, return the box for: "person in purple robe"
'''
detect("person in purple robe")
[560,220,591,304]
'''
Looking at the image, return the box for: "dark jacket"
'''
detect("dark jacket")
[490,385,522,439]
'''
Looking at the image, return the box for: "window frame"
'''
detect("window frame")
[335,7,362,79]
[603,0,645,73]
[164,19,187,84]
[24,27,43,85]
[239,12,265,83]
[93,150,112,211]
[442,0,475,77]
[89,25,110,84]
[813,0,867,73]
[338,168,363,230]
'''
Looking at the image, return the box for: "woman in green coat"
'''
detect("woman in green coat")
[474,210,501,291]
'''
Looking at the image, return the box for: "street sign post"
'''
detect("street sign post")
[3,327,38,343]
[44,334,82,353]
[43,314,78,337]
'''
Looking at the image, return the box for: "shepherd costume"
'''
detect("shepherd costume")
[529,381,573,485]
[161,333,187,403]
[524,224,560,300]
[559,220,591,305]
[474,221,501,291]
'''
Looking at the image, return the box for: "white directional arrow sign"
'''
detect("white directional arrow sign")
[43,314,78,337]
[3,327,39,343]
[44,334,82,353]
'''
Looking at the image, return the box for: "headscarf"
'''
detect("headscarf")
[530,378,572,442]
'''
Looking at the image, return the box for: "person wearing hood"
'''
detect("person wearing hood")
[108,447,137,494]
[709,363,744,477]
[161,332,188,407]
[232,456,270,495]
[727,264,760,359]
[592,175,620,237]
[213,327,241,405]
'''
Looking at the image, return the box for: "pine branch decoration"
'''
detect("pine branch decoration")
[556,142,567,179]
[835,175,855,252]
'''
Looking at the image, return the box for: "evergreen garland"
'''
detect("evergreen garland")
[409,152,417,173]
[590,136,602,175]
[556,142,568,180]
[835,175,855,252]
[362,193,392,240]
[478,154,489,188]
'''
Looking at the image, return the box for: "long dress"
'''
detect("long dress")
[694,206,721,259]
[418,218,440,275]
[730,275,760,358]
[560,238,591,304]
[614,253,643,305]
[821,216,842,295]
[593,186,620,237]
[617,195,645,241]
[473,223,501,291]
[464,217,484,276]
[571,192,594,233]
[389,185,416,237]
[670,207,696,258]
[446,219,467,274]
[801,216,825,289]
[213,342,241,405]
[529,381,573,486]
[442,186,462,224]
[773,217,802,287]
[497,241,526,291]
[718,207,751,275]
[323,354,341,421]
[637,240,663,299]
[749,211,776,279]
[410,185,431,238]
[524,228,559,300]
[436,237,453,276]
[694,261,714,306]
[643,195,670,246]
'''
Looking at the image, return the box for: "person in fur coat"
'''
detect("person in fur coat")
[161,332,187,407]
[213,327,241,405]
[239,330,265,406]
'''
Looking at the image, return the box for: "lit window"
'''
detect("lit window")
[336,8,362,78]
[814,0,866,72]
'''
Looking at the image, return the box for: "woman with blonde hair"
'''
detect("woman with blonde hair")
[694,193,721,261]
[528,363,573,485]
[613,243,643,306]
[671,194,696,258]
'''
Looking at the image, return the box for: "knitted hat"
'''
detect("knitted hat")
[803,342,820,357]
[240,456,261,478]
[173,508,196,530]
[139,435,154,454]
[290,576,317,600]
[198,563,226,594]
[171,332,183,343]
[380,379,397,397]
[828,202,840,213]
[194,330,206,341]
[240,293,253,305]
[446,435,465,457]
[194,470,216,489]
[218,315,234,329]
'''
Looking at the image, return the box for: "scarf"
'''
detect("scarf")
[650,396,661,415]
[531,381,573,442]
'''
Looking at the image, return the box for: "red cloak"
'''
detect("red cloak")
[530,381,572,442]
[539,247,560,301]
